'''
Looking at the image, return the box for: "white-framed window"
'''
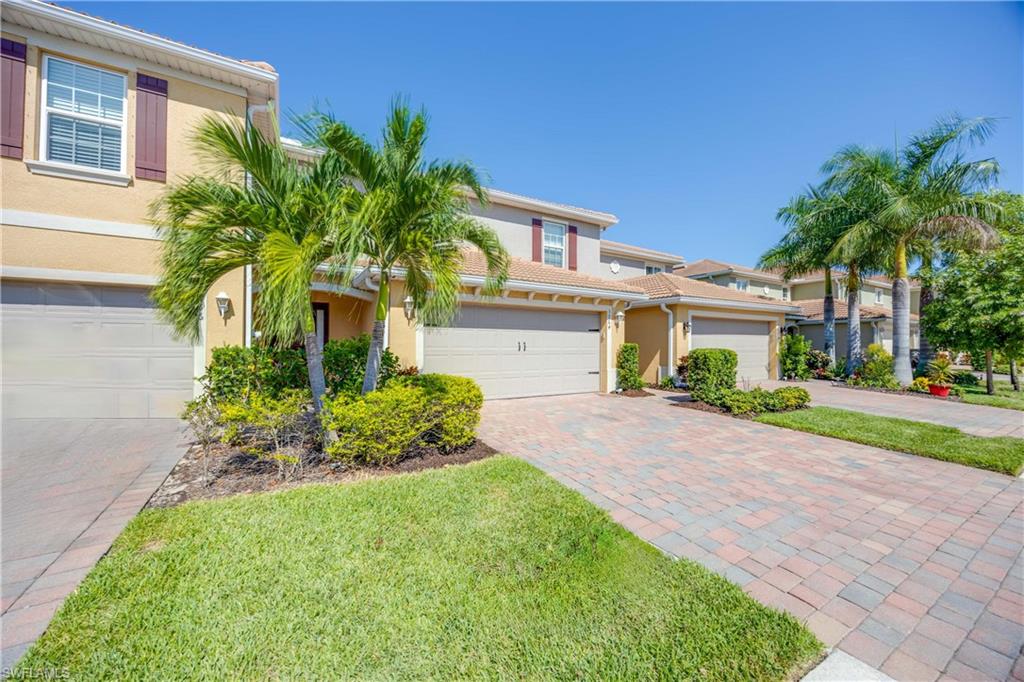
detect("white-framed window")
[645,265,663,275]
[40,56,126,173]
[874,288,883,304]
[735,278,749,292]
[782,287,790,301]
[542,220,566,268]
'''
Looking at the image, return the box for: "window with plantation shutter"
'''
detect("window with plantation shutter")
[41,56,126,173]
[135,74,167,181]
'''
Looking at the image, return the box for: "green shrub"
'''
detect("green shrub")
[217,389,313,479]
[323,334,400,395]
[806,349,833,379]
[659,375,676,389]
[322,374,484,465]
[700,385,809,415]
[952,370,980,386]
[396,374,483,451]
[616,343,644,391]
[322,385,432,466]
[853,343,899,389]
[909,377,931,393]
[773,386,811,410]
[676,355,690,383]
[779,335,812,380]
[688,348,737,402]
[833,356,848,378]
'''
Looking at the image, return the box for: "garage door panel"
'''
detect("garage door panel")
[2,282,194,418]
[423,306,600,399]
[691,317,771,382]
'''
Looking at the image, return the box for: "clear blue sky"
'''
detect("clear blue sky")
[70,1,1023,266]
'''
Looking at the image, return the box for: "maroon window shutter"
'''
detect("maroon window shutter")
[532,218,543,262]
[568,225,578,271]
[135,74,168,182]
[1,39,27,160]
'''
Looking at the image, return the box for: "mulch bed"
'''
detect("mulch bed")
[830,381,963,402]
[147,440,498,509]
[672,398,757,420]
[611,389,655,398]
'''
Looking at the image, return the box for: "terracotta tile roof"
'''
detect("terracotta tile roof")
[459,250,645,295]
[623,272,796,308]
[794,298,919,322]
[674,258,784,281]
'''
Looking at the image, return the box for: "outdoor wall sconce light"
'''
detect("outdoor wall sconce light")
[614,310,625,328]
[403,295,416,321]
[682,321,691,334]
[215,291,231,318]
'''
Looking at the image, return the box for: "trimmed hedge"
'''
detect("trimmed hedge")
[201,335,401,402]
[688,348,737,402]
[322,374,483,465]
[702,385,811,416]
[617,343,644,391]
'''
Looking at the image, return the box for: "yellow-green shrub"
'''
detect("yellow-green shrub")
[396,374,483,451]
[322,385,433,466]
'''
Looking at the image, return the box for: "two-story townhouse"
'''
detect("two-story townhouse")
[675,259,922,356]
[2,0,792,417]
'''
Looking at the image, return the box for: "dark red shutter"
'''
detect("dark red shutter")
[532,218,542,262]
[135,74,168,182]
[1,39,26,160]
[568,225,578,271]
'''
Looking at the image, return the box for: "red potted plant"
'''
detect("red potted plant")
[926,357,954,397]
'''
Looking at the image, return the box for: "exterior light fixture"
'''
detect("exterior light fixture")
[614,310,625,328]
[215,291,231,318]
[682,321,691,334]
[403,295,415,321]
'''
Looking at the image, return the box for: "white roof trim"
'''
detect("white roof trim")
[600,240,684,265]
[479,189,618,228]
[2,0,278,97]
[630,296,799,314]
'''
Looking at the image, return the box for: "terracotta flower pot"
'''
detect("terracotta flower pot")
[928,384,951,397]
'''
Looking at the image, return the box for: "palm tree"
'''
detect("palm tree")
[152,114,350,414]
[761,187,843,365]
[306,101,509,393]
[822,115,1003,384]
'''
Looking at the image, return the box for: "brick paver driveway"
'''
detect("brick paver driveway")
[1,418,186,669]
[757,380,1024,439]
[481,393,1024,681]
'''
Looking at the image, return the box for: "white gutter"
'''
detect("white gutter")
[659,303,675,382]
[630,296,798,314]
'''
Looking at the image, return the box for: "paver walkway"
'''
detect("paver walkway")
[481,393,1024,682]
[1,418,185,670]
[757,380,1024,439]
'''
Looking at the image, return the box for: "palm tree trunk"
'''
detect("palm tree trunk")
[985,350,995,395]
[846,267,862,376]
[302,305,328,414]
[823,267,836,365]
[917,269,935,371]
[362,273,389,394]
[892,242,913,385]
[1010,358,1019,391]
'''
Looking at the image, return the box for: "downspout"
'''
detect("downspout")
[659,303,674,383]
[243,100,275,347]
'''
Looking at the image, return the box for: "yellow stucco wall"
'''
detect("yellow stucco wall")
[0,226,160,274]
[203,270,246,362]
[310,290,371,341]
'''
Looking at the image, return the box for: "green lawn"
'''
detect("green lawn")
[14,456,820,681]
[756,407,1024,476]
[960,380,1024,411]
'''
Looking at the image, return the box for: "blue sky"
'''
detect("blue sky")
[70,2,1022,266]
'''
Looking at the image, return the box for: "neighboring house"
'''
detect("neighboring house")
[676,259,922,354]
[623,273,799,383]
[598,239,684,280]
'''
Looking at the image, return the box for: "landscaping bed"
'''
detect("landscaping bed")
[148,439,497,508]
[14,457,821,680]
[756,407,1024,476]
[829,380,964,402]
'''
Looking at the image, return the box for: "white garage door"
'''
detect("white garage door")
[691,317,771,382]
[422,306,600,399]
[2,281,194,418]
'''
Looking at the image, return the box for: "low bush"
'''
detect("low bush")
[689,348,737,402]
[909,377,931,393]
[849,344,899,389]
[779,335,812,380]
[322,375,484,465]
[700,385,810,416]
[952,370,980,386]
[201,335,402,402]
[659,375,676,389]
[806,349,833,379]
[617,343,644,391]
[395,374,483,451]
[218,389,315,480]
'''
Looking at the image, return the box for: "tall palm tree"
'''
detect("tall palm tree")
[822,115,1003,384]
[152,114,350,414]
[762,187,843,364]
[306,101,509,393]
